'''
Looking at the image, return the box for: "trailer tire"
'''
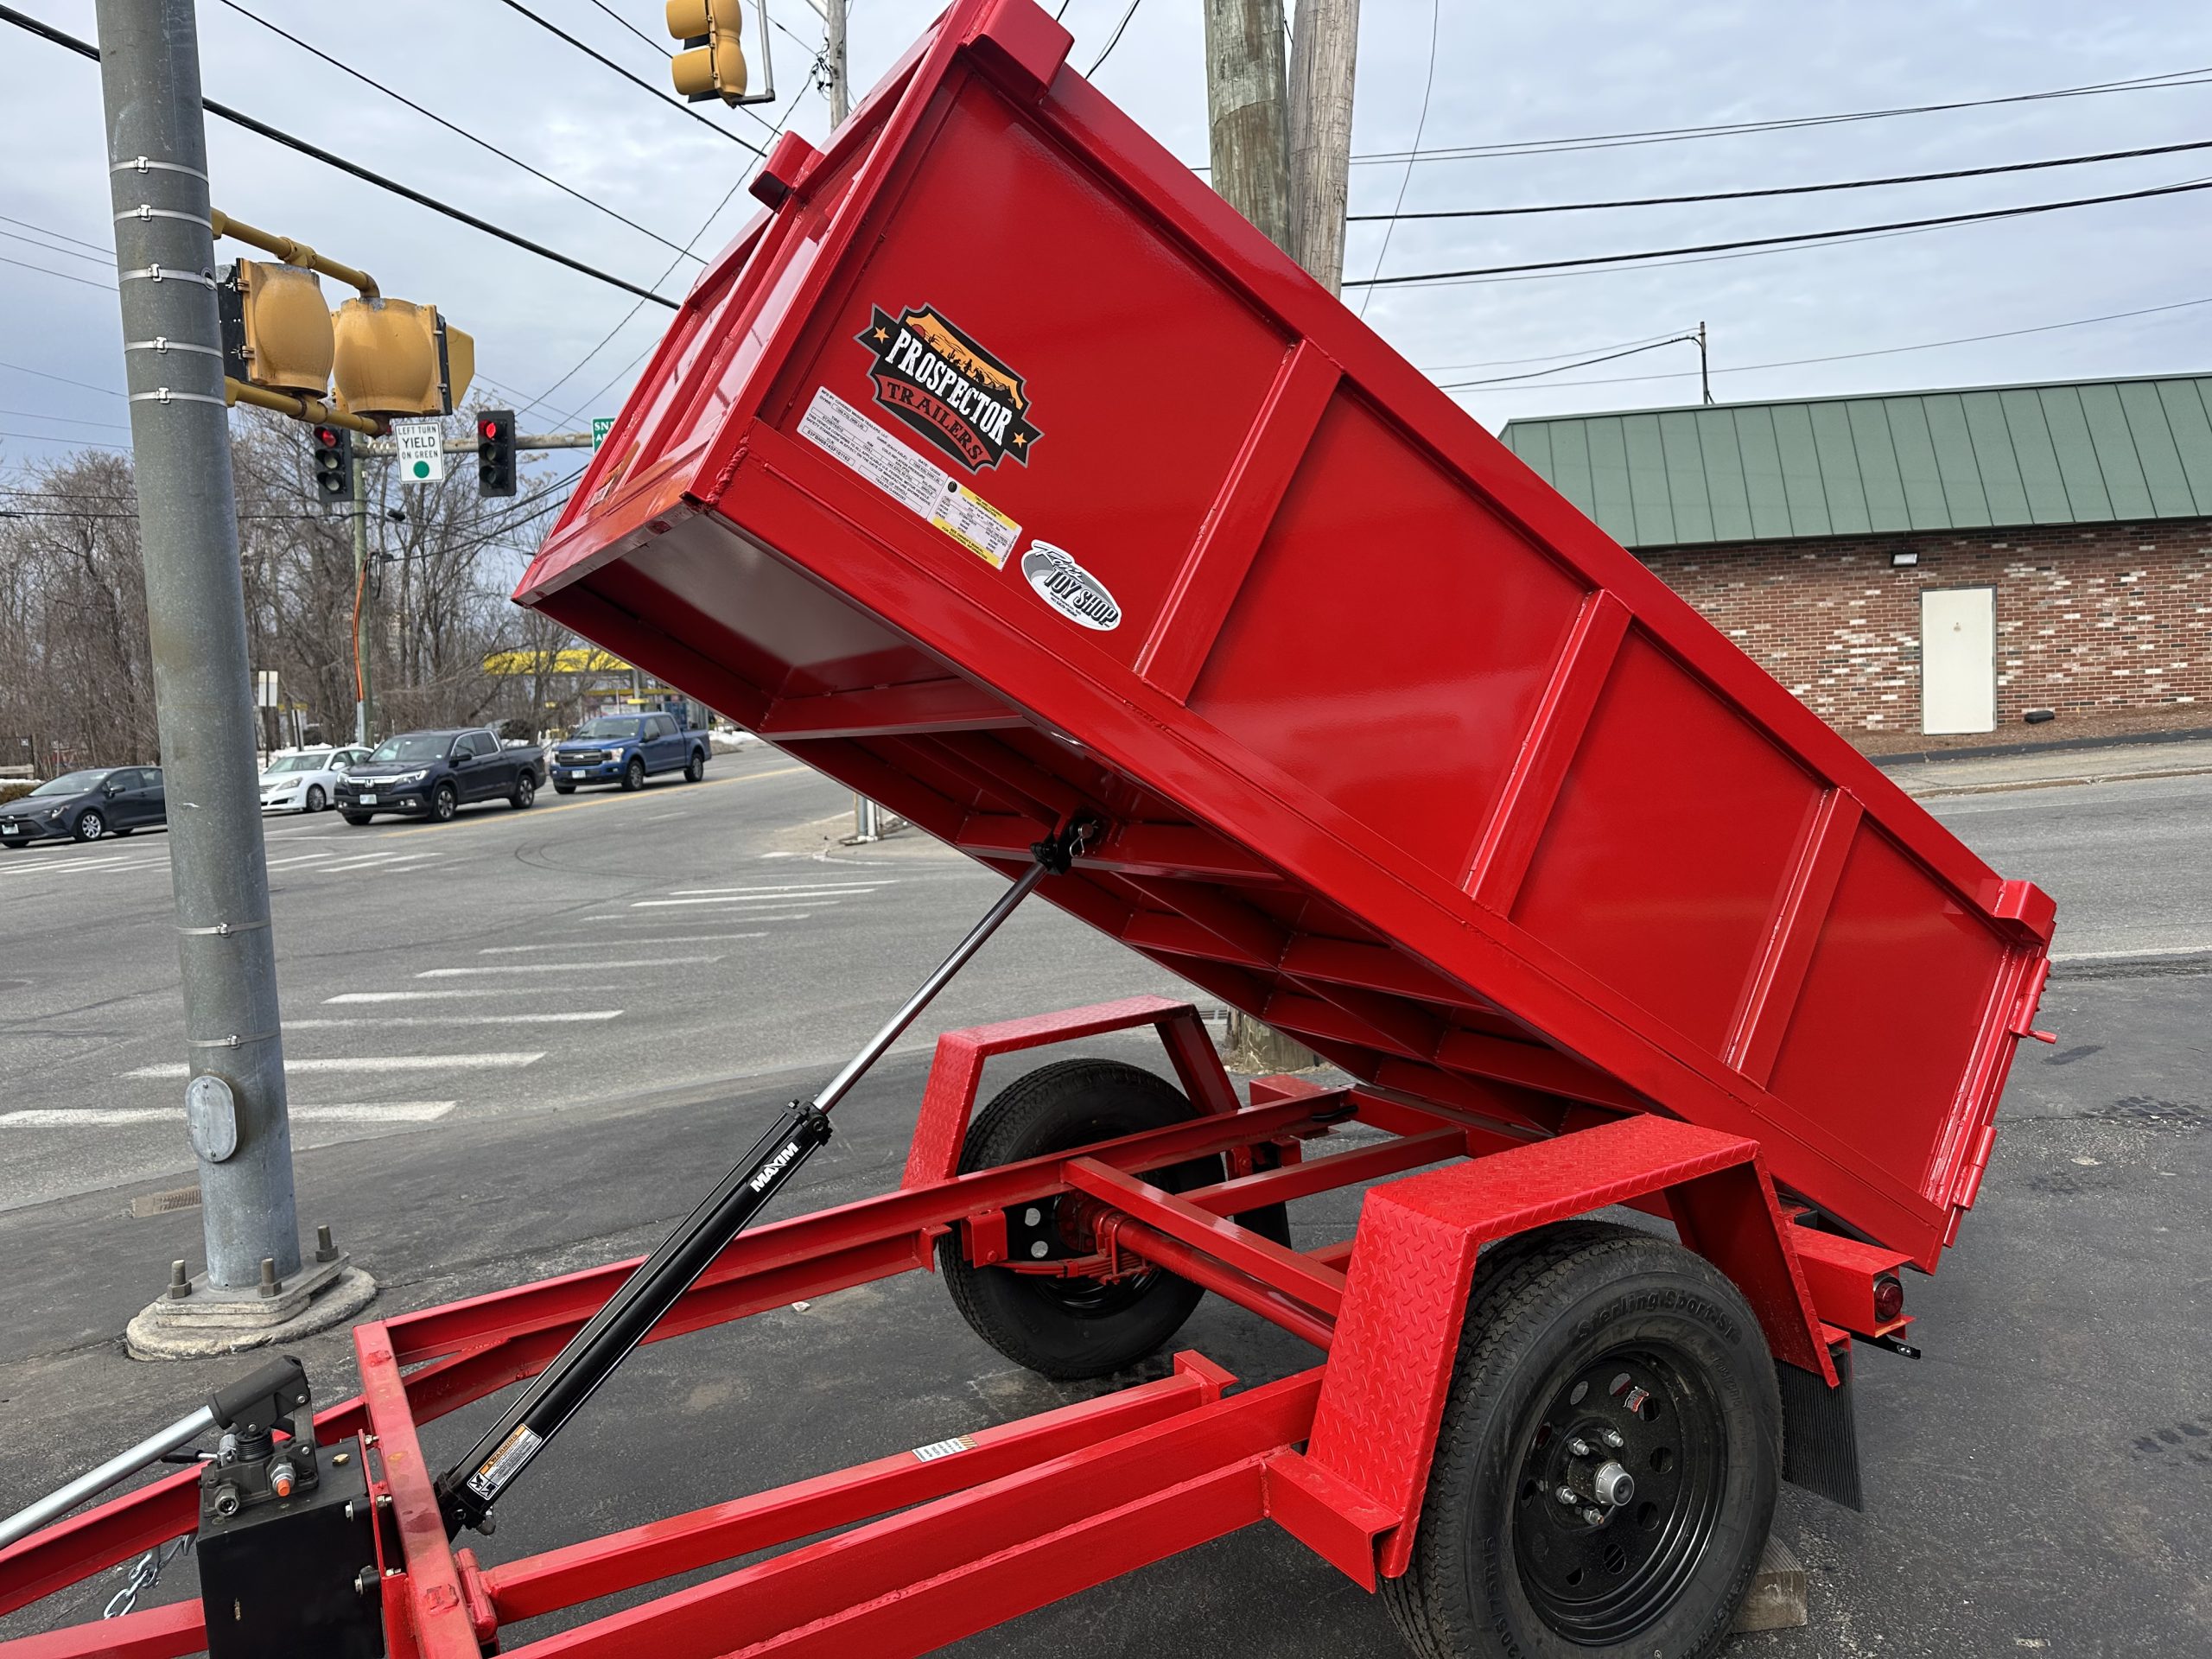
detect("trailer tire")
[1382,1222,1778,1659]
[938,1058,1282,1380]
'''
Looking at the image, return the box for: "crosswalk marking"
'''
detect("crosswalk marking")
[325,988,630,1001]
[480,934,763,951]
[626,898,821,912]
[0,1103,457,1127]
[416,956,721,978]
[320,850,446,873]
[664,882,892,897]
[125,1054,543,1077]
[288,1012,624,1027]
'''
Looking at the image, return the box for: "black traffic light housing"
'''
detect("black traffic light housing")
[477,409,517,499]
[309,423,354,503]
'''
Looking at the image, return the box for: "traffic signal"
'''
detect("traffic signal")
[666,0,747,103]
[216,259,334,396]
[477,410,517,499]
[331,297,475,419]
[310,423,354,502]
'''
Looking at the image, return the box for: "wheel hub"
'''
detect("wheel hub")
[1510,1347,1726,1643]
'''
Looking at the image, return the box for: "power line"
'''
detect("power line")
[0,5,682,310]
[1357,0,1440,317]
[1346,174,2212,289]
[1087,0,1144,76]
[1419,326,1704,375]
[1350,136,2212,222]
[1436,294,2212,396]
[0,213,111,257]
[0,226,112,267]
[0,251,114,293]
[1444,335,1704,388]
[0,408,132,431]
[1341,65,2212,168]
[493,0,766,158]
[0,429,130,452]
[0,359,124,399]
[213,0,707,266]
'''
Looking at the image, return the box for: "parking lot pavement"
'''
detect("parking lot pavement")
[0,747,1205,1212]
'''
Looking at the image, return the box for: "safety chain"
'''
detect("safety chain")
[103,1535,191,1620]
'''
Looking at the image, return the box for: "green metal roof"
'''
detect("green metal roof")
[1497,373,2212,550]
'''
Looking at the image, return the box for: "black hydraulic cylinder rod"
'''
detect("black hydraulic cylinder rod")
[436,825,1088,1533]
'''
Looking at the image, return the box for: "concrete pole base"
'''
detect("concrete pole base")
[125,1256,378,1360]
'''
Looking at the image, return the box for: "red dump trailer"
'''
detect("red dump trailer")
[0,3,2053,1656]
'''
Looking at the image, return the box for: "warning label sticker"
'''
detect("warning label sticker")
[912,1434,978,1463]
[798,387,1020,569]
[465,1423,543,1500]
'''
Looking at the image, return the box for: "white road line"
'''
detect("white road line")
[0,1103,456,1126]
[628,896,832,910]
[125,1054,543,1077]
[480,934,763,951]
[288,1012,624,1027]
[664,882,893,896]
[264,853,340,869]
[321,851,446,873]
[416,957,721,977]
[325,988,630,1001]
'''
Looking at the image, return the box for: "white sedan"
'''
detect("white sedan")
[259,747,369,814]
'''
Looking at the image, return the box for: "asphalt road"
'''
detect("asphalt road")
[0,746,1198,1213]
[0,750,2206,1656]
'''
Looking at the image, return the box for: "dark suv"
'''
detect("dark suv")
[335,728,541,825]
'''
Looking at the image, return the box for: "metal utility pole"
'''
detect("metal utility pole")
[351,460,372,746]
[1201,0,1292,251]
[824,0,849,127]
[1287,0,1362,295]
[96,0,302,1288]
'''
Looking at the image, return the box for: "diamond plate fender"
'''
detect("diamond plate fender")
[1303,1115,1833,1582]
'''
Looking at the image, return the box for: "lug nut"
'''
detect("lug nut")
[1582,1507,1606,1526]
[1567,1437,1592,1457]
[164,1260,191,1300]
[1554,1485,1579,1507]
[1601,1428,1624,1449]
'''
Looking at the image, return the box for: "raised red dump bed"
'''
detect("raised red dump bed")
[518,0,2053,1271]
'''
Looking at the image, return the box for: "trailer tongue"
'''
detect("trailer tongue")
[0,2,2052,1655]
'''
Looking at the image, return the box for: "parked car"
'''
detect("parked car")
[549,710,709,793]
[0,766,165,846]
[334,728,541,825]
[258,746,370,815]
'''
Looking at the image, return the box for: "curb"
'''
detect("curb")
[1904,764,2212,799]
[1868,724,2212,770]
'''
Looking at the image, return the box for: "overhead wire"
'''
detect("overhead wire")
[1342,65,2212,167]
[1441,335,1704,387]
[1345,174,2212,288]
[1357,0,1440,313]
[0,251,113,292]
[1435,294,2212,396]
[213,0,708,265]
[1350,137,2212,221]
[1419,326,1705,375]
[491,0,766,157]
[0,5,682,309]
[1086,0,1143,76]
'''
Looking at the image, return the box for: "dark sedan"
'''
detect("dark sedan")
[0,766,166,847]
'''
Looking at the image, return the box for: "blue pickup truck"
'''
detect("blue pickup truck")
[548,710,709,794]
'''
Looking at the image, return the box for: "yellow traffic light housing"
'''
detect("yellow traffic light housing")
[221,259,334,396]
[330,297,474,419]
[667,0,747,104]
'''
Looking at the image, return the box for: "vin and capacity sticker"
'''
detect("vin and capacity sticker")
[797,386,1020,569]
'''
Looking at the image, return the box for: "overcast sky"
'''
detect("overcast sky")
[4,0,2210,490]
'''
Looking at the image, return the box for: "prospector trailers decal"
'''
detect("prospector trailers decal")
[1021,542,1121,632]
[858,304,1042,472]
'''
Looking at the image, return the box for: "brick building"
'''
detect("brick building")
[1499,374,2212,737]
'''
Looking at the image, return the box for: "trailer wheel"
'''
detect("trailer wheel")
[1382,1222,1778,1659]
[938,1058,1283,1380]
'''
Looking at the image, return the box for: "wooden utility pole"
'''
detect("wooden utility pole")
[825,0,849,127]
[1287,0,1361,295]
[1201,2,1322,1076]
[1201,0,1292,251]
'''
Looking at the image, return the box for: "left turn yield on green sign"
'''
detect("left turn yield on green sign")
[395,419,445,483]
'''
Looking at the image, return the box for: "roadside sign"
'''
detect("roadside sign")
[592,417,614,450]
[395,420,445,483]
[254,671,279,709]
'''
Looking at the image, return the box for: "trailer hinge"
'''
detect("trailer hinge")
[2008,957,2056,1044]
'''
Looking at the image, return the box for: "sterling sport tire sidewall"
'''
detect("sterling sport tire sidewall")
[1388,1224,1779,1659]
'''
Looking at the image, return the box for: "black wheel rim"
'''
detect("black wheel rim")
[1509,1344,1727,1644]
